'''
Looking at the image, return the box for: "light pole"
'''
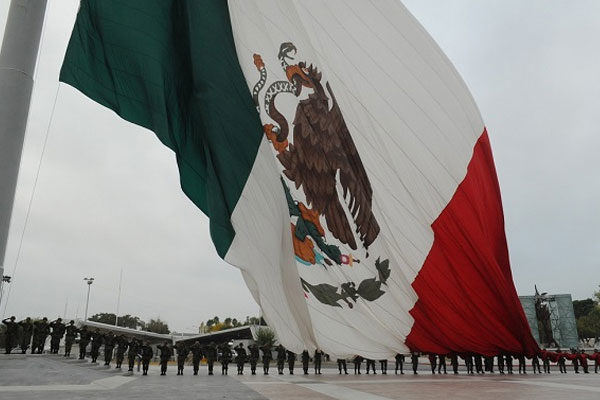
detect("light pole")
[83,277,94,320]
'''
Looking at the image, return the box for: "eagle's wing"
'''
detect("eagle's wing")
[326,82,380,248]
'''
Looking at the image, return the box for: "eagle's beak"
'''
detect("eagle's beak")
[286,65,312,89]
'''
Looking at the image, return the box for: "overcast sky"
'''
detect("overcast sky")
[1,1,599,333]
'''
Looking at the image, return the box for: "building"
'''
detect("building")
[519,292,578,349]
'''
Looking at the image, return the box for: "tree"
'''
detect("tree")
[256,327,276,348]
[224,317,232,327]
[146,318,170,334]
[594,285,600,303]
[577,307,600,340]
[117,314,145,330]
[573,299,597,319]
[89,313,116,325]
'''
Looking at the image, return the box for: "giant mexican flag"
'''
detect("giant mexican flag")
[60,0,539,358]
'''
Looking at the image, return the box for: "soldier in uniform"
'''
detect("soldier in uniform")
[557,349,567,373]
[517,354,526,374]
[428,354,437,374]
[114,335,128,368]
[2,316,18,354]
[337,358,348,374]
[593,349,599,373]
[497,353,505,374]
[460,354,471,374]
[261,344,272,375]
[235,343,247,375]
[127,338,139,372]
[286,349,296,374]
[449,353,459,374]
[32,317,50,354]
[103,332,116,366]
[379,359,388,374]
[474,354,484,374]
[157,341,172,375]
[411,352,419,375]
[532,353,541,374]
[505,354,513,374]
[249,344,260,375]
[140,341,153,376]
[353,355,363,374]
[540,349,551,373]
[220,343,232,375]
[204,342,217,375]
[49,318,65,354]
[394,353,405,374]
[176,341,189,375]
[78,326,90,359]
[18,317,33,354]
[190,341,203,376]
[314,349,323,375]
[302,350,310,375]
[365,358,376,374]
[90,329,103,363]
[63,320,78,357]
[438,354,447,374]
[484,356,494,373]
[276,344,286,375]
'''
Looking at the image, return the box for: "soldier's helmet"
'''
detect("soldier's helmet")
[70,320,75,324]
[57,317,62,322]
[10,316,15,320]
[42,317,48,321]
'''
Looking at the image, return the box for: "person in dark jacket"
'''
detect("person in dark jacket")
[64,321,78,357]
[286,349,296,374]
[32,317,50,354]
[140,341,153,375]
[353,355,363,374]
[261,345,272,375]
[276,344,286,375]
[411,352,419,374]
[176,341,189,375]
[301,350,310,375]
[49,318,65,354]
[2,316,18,354]
[190,341,203,375]
[314,349,324,374]
[127,339,139,372]
[114,335,128,368]
[204,342,217,375]
[337,358,348,374]
[235,343,247,375]
[249,344,260,375]
[220,343,232,375]
[395,353,405,374]
[103,332,116,366]
[157,341,172,375]
[428,354,437,374]
[90,329,103,363]
[78,326,90,360]
[18,317,33,354]
[438,354,447,374]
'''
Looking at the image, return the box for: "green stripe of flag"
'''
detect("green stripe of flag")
[59,0,264,257]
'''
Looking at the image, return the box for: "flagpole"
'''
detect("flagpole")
[0,0,48,297]
[115,267,123,326]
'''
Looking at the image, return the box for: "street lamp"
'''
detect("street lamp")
[83,277,94,320]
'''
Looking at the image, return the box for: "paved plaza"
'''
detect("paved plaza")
[1,354,599,400]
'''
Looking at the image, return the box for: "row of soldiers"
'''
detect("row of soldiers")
[3,317,599,375]
[1,316,78,355]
